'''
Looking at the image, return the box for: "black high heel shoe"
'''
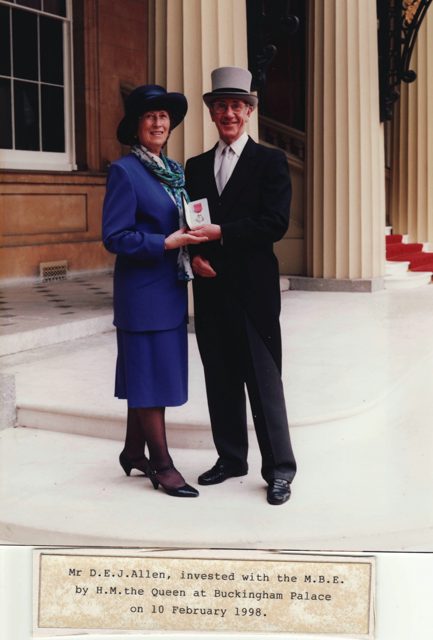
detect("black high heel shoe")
[148,462,199,498]
[120,451,198,497]
[119,450,148,476]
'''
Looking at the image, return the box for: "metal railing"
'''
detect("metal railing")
[258,115,305,167]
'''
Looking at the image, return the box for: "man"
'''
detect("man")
[185,66,296,505]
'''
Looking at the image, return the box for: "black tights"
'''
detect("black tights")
[122,407,185,488]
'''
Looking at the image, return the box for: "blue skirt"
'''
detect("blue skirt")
[114,324,188,408]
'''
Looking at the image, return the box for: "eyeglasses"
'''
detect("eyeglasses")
[211,100,247,114]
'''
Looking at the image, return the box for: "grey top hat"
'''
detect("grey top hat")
[203,66,258,108]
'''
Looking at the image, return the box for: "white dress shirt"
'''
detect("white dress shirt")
[214,132,249,188]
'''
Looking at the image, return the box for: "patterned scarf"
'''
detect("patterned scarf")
[131,144,193,281]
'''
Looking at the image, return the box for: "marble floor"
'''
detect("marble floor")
[1,278,433,550]
[0,272,113,356]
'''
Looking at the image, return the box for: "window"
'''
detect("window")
[0,0,75,170]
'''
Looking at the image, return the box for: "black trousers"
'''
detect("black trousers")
[194,280,297,483]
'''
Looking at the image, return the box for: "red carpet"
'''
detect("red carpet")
[385,234,403,244]
[386,235,433,272]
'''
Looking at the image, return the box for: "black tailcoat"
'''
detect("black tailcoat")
[185,137,296,481]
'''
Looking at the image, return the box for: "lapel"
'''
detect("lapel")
[218,137,259,216]
[200,145,219,202]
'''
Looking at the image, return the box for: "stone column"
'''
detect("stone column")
[148,0,258,163]
[304,0,386,290]
[389,10,433,242]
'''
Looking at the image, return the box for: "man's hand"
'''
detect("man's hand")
[192,255,217,278]
[189,224,222,242]
[165,227,208,250]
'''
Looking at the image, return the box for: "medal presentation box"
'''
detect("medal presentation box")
[182,196,211,229]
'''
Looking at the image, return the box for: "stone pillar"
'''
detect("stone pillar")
[389,10,433,242]
[304,0,385,290]
[148,0,258,163]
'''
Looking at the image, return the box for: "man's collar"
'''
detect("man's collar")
[217,132,249,157]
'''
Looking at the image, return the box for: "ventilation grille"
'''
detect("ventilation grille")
[39,260,68,282]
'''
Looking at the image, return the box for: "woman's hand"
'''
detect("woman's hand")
[164,227,208,250]
[188,224,221,242]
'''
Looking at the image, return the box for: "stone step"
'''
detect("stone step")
[0,313,114,358]
[384,271,432,290]
[385,260,410,275]
[1,276,290,358]
[0,272,114,357]
[2,341,433,550]
[16,404,216,450]
[279,275,290,291]
[3,283,433,551]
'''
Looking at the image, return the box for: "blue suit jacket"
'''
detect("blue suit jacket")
[102,154,187,332]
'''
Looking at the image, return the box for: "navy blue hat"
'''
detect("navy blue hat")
[117,84,188,145]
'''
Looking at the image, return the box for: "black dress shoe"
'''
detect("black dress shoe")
[198,461,247,485]
[267,479,291,505]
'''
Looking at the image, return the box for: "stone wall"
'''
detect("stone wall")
[0,0,148,281]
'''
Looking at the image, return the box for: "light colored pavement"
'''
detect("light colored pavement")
[0,272,113,356]
[1,275,433,550]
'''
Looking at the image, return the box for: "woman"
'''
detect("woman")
[102,85,206,497]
